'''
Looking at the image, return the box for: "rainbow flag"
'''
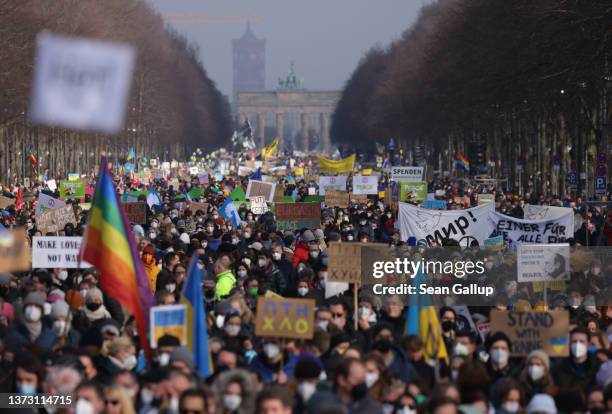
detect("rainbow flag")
[81,160,155,358]
[181,256,213,378]
[406,262,448,362]
[455,151,470,172]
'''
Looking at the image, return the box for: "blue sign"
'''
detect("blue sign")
[595,176,607,196]
[423,199,447,210]
[566,172,577,190]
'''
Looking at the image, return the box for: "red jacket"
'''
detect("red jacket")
[292,240,310,268]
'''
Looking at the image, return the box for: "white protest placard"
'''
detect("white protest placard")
[318,176,347,196]
[352,175,379,195]
[35,193,65,215]
[29,32,136,134]
[250,196,269,215]
[398,202,494,246]
[47,179,57,192]
[523,205,574,221]
[488,211,574,246]
[517,243,570,282]
[391,166,424,182]
[32,236,92,268]
[189,167,199,176]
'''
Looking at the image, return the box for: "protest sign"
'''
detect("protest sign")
[59,179,85,199]
[32,236,92,268]
[189,166,199,175]
[399,182,427,202]
[68,173,79,181]
[318,176,347,196]
[255,297,315,340]
[35,193,65,215]
[273,185,285,203]
[477,194,494,204]
[36,205,76,234]
[350,193,368,204]
[523,205,574,221]
[123,202,147,224]
[390,166,424,182]
[453,305,476,334]
[423,199,447,210]
[29,32,136,134]
[328,242,365,283]
[517,243,570,282]
[46,179,57,192]
[488,210,574,245]
[275,202,320,231]
[189,202,209,214]
[352,175,379,195]
[246,180,276,203]
[325,190,349,208]
[150,305,187,348]
[476,322,491,342]
[483,235,504,250]
[250,196,269,215]
[238,166,253,176]
[0,196,14,209]
[490,310,569,356]
[198,175,209,185]
[399,202,494,246]
[0,230,30,272]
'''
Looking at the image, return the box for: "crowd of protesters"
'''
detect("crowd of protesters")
[0,151,611,414]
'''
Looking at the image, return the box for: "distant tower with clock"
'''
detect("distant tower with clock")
[232,22,265,108]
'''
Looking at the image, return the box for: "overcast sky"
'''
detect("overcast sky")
[147,0,421,99]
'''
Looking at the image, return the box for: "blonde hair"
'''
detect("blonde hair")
[104,385,135,414]
[229,293,254,324]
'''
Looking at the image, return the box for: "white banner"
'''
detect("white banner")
[352,175,379,195]
[29,32,136,134]
[391,166,424,182]
[318,176,347,196]
[488,211,574,246]
[398,202,494,246]
[35,193,65,215]
[523,204,573,221]
[517,244,570,282]
[32,236,92,269]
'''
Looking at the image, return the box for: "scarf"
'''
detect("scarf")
[84,304,111,321]
[24,321,42,342]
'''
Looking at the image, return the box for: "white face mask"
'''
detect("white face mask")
[454,342,470,357]
[225,324,241,335]
[502,402,520,414]
[141,388,155,405]
[80,289,88,300]
[257,258,267,268]
[263,343,281,359]
[215,315,226,329]
[242,258,251,266]
[43,302,52,315]
[25,305,42,322]
[206,226,214,233]
[309,250,319,258]
[272,252,282,261]
[123,354,138,370]
[75,398,95,414]
[158,352,170,367]
[223,395,242,412]
[297,382,317,402]
[166,283,176,293]
[197,263,205,270]
[528,364,545,381]
[298,287,309,297]
[237,270,247,278]
[52,320,67,335]
[58,270,68,281]
[347,234,354,241]
[317,320,329,331]
[151,222,159,228]
[450,369,459,381]
[149,233,157,240]
[571,341,587,359]
[169,397,179,414]
[358,306,371,320]
[490,348,509,365]
[365,372,379,388]
[201,241,208,249]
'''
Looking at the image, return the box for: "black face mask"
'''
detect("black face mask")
[86,302,101,311]
[441,320,455,332]
[375,338,393,354]
[350,382,368,401]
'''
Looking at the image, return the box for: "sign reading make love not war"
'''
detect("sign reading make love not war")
[399,202,494,246]
[35,193,65,215]
[352,175,379,195]
[29,32,136,134]
[32,236,92,268]
[517,243,570,283]
[390,166,424,182]
[318,176,347,196]
[255,297,315,340]
[488,211,574,246]
[490,310,569,357]
[275,202,321,231]
[150,305,187,348]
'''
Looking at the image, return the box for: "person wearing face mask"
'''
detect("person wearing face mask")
[485,332,517,383]
[292,353,323,413]
[141,244,160,293]
[254,249,287,296]
[13,353,45,395]
[552,326,601,392]
[4,292,57,355]
[353,212,374,241]
[214,259,236,300]
[213,369,256,414]
[49,299,80,348]
[155,252,180,293]
[372,325,417,383]
[249,340,298,383]
[98,337,138,381]
[518,350,554,400]
[491,377,524,414]
[364,353,392,403]
[83,288,112,323]
[292,230,315,269]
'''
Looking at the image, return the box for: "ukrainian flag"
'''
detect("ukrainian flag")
[261,138,279,159]
[406,263,448,362]
[181,257,213,378]
[318,154,356,174]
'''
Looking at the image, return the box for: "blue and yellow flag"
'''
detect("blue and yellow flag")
[261,138,279,159]
[317,154,355,174]
[406,262,448,362]
[181,257,213,378]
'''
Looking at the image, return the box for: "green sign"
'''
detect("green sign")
[59,179,86,199]
[399,181,427,202]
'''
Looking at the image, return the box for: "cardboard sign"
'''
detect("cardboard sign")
[477,194,494,204]
[328,242,365,283]
[517,244,570,282]
[273,185,285,203]
[32,236,92,268]
[36,205,76,234]
[275,202,320,231]
[29,32,136,134]
[350,193,368,204]
[0,196,14,209]
[255,297,315,340]
[400,181,427,202]
[123,201,147,225]
[352,175,379,195]
[325,190,350,208]
[59,179,85,199]
[246,180,276,203]
[251,196,269,215]
[35,193,65,215]
[189,202,209,214]
[391,166,424,182]
[150,305,187,348]
[490,310,569,356]
[0,230,31,272]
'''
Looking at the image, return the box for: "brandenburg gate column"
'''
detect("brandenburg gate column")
[320,112,330,154]
[301,112,309,152]
[276,112,284,148]
[257,113,265,149]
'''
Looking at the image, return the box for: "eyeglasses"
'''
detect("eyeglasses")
[105,400,120,406]
[331,313,345,318]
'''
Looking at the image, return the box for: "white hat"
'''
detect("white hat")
[527,394,557,414]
